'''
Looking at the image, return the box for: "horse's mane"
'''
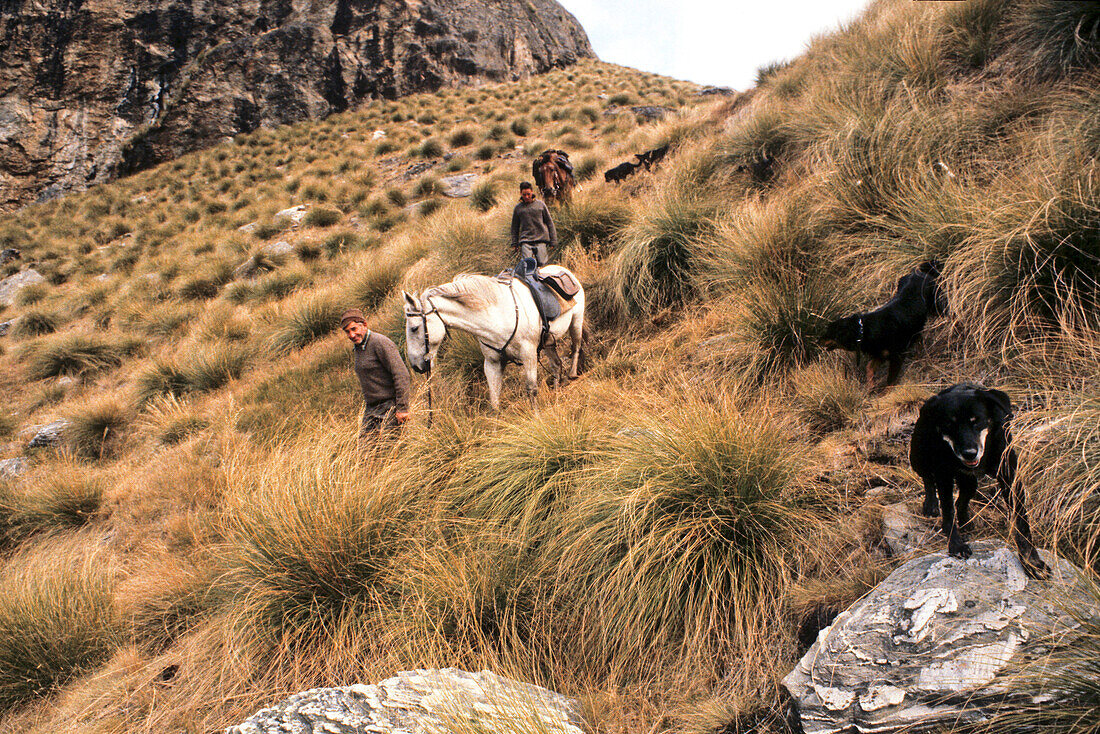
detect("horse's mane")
[426,273,500,309]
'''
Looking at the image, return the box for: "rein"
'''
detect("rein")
[408,283,523,422]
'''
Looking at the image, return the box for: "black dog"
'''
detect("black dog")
[910,383,1048,578]
[604,161,640,183]
[634,144,669,171]
[821,260,946,387]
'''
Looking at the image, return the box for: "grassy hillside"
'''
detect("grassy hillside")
[1,1,1099,731]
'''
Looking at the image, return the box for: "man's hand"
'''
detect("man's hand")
[396,411,411,424]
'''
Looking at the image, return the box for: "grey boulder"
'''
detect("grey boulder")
[0,457,27,480]
[227,668,584,734]
[26,419,69,449]
[783,541,1094,734]
[0,269,45,307]
[440,173,478,198]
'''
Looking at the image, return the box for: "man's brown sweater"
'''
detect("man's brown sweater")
[510,198,558,249]
[353,331,411,416]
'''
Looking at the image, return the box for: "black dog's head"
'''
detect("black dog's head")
[923,383,1012,470]
[821,315,861,351]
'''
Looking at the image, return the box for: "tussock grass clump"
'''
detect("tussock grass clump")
[116,555,216,651]
[0,465,104,543]
[730,272,844,378]
[0,537,120,711]
[253,215,290,240]
[14,282,47,306]
[342,254,403,312]
[65,394,132,460]
[791,363,869,435]
[323,229,369,256]
[140,394,210,445]
[21,332,129,380]
[1016,390,1100,565]
[11,308,60,338]
[470,180,497,212]
[135,359,192,403]
[220,432,414,646]
[550,398,832,667]
[304,206,343,228]
[178,262,233,300]
[609,188,724,316]
[1005,0,1100,81]
[269,292,342,355]
[555,190,632,255]
[446,409,609,528]
[182,343,253,393]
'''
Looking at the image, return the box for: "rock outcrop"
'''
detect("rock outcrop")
[1,0,594,210]
[226,668,584,734]
[783,542,1094,734]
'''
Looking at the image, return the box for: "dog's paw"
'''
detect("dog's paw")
[948,539,972,559]
[922,498,940,517]
[1021,551,1051,580]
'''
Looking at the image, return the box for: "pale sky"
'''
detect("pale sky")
[557,0,873,90]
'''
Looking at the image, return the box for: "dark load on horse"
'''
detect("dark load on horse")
[532,149,576,204]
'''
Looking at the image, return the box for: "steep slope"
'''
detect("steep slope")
[0,0,594,210]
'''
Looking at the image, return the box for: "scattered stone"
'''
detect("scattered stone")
[0,247,20,264]
[275,205,308,225]
[238,222,258,234]
[783,542,1093,734]
[0,268,45,307]
[597,93,608,99]
[630,105,672,121]
[372,129,387,140]
[402,161,435,180]
[0,457,27,481]
[227,668,585,734]
[699,86,736,96]
[26,419,69,449]
[440,173,478,198]
[881,502,938,556]
[95,273,110,281]
[56,376,76,389]
[261,240,295,258]
[0,319,13,337]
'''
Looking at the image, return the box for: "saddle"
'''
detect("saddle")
[506,258,571,348]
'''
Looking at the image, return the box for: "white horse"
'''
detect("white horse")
[402,266,585,409]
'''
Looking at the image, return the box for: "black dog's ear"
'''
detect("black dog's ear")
[981,388,1013,424]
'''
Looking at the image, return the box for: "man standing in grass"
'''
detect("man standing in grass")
[510,181,558,266]
[340,308,411,446]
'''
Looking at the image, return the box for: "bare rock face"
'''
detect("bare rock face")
[0,0,594,210]
[0,268,45,306]
[783,542,1094,734]
[226,668,585,734]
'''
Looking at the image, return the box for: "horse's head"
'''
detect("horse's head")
[402,290,447,374]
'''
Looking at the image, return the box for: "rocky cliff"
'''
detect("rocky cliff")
[0,0,594,210]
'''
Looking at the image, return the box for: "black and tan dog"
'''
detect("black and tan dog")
[910,383,1048,578]
[821,260,946,388]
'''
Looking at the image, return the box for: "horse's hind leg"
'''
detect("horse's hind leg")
[521,349,540,404]
[568,311,584,379]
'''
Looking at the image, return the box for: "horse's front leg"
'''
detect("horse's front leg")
[483,358,504,410]
[520,347,539,404]
[541,341,563,389]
